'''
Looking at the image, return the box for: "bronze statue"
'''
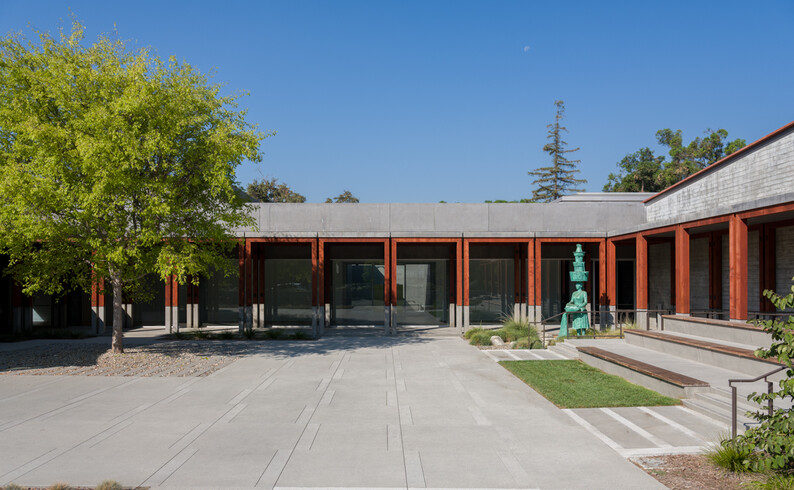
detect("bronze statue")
[559,244,589,337]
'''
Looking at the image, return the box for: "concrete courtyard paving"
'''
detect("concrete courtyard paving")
[0,330,666,489]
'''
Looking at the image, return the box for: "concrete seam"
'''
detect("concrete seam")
[600,408,673,448]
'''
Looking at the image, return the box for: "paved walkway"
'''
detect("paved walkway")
[482,346,729,458]
[0,332,666,489]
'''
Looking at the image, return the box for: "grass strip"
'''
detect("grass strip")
[499,359,681,409]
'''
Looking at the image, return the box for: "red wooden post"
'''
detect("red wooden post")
[675,225,691,315]
[729,215,748,320]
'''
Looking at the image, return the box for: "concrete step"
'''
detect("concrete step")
[624,329,784,377]
[683,391,757,432]
[661,315,771,349]
[547,342,579,359]
[576,345,709,399]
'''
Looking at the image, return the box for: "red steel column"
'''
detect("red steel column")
[729,215,748,321]
[534,240,542,314]
[463,239,470,330]
[526,239,535,321]
[675,225,691,315]
[636,234,648,311]
[456,239,463,330]
[318,239,327,329]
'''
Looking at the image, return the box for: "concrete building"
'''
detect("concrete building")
[2,121,793,336]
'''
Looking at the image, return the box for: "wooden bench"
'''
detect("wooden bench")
[577,346,709,389]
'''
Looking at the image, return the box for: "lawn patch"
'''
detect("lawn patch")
[499,359,681,408]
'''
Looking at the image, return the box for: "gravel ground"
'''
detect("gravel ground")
[634,454,758,489]
[0,342,241,377]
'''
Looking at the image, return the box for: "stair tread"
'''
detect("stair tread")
[577,346,709,388]
[625,329,783,366]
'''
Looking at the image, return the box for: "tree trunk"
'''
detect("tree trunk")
[111,271,124,353]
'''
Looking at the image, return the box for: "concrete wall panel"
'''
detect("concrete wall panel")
[646,129,794,224]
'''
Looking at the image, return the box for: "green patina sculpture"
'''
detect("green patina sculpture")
[559,244,590,337]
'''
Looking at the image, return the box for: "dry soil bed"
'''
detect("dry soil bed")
[0,342,241,377]
[634,453,758,489]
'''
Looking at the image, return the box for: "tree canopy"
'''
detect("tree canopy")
[604,128,745,192]
[0,21,267,352]
[528,100,586,202]
[325,190,360,203]
[247,177,306,203]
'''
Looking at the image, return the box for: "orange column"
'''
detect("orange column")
[675,225,690,315]
[534,240,542,311]
[463,239,470,329]
[456,239,463,330]
[526,239,535,315]
[318,239,327,328]
[729,215,748,321]
[636,234,648,310]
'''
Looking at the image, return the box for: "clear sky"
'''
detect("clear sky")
[1,1,793,203]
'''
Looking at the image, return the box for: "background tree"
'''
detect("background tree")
[528,100,586,202]
[605,128,745,192]
[325,190,360,203]
[0,21,266,352]
[657,128,745,185]
[603,148,666,192]
[247,177,306,202]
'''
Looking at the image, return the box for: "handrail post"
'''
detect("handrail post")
[731,384,738,439]
[768,381,774,418]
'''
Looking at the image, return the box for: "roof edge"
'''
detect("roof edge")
[643,120,794,204]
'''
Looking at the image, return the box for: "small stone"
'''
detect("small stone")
[490,336,505,346]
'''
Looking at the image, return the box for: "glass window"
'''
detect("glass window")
[199,259,239,325]
[396,245,450,326]
[469,245,514,324]
[264,255,312,326]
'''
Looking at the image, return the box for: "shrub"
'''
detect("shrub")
[97,481,123,490]
[243,326,256,339]
[463,327,485,340]
[746,474,794,490]
[292,331,312,340]
[216,331,236,340]
[263,329,284,340]
[706,437,753,472]
[468,331,493,346]
[48,483,72,490]
[732,279,794,473]
[501,318,528,342]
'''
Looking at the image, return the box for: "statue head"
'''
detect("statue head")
[575,282,584,291]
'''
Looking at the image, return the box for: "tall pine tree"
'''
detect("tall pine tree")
[528,100,586,202]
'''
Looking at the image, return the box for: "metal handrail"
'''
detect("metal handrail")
[536,308,672,345]
[728,365,787,438]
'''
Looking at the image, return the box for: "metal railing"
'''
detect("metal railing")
[728,365,786,438]
[537,308,671,345]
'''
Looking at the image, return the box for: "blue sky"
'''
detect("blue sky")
[1,1,792,202]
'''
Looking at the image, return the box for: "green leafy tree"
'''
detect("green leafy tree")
[0,21,266,352]
[325,190,360,203]
[604,129,746,192]
[528,100,586,202]
[247,178,306,203]
[731,279,794,473]
[657,128,746,186]
[603,147,666,192]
